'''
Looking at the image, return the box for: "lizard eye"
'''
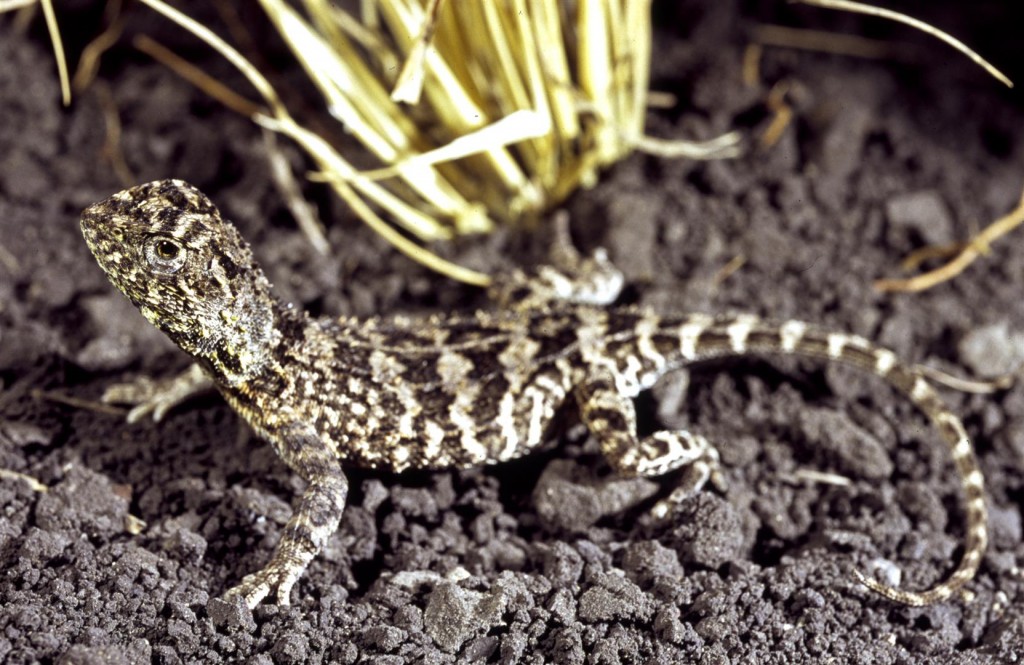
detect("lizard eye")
[144,236,187,273]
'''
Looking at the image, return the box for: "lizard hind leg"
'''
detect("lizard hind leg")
[574,372,726,515]
[488,212,625,309]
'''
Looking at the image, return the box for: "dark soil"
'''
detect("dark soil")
[2,1,1024,663]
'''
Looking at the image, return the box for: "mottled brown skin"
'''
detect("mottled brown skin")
[81,180,987,608]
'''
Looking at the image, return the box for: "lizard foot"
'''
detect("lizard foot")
[488,212,624,309]
[102,364,213,423]
[649,442,728,521]
[223,563,299,609]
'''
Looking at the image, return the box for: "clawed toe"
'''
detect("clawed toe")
[101,365,212,423]
[223,567,296,609]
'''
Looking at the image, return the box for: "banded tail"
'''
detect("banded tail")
[647,312,986,606]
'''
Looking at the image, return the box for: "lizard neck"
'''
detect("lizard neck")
[185,284,299,389]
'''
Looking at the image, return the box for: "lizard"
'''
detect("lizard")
[79,179,988,609]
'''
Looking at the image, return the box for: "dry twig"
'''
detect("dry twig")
[876,186,1024,293]
[32,389,128,417]
[71,0,126,92]
[94,82,134,185]
[0,0,70,104]
[792,0,1012,87]
[752,24,911,61]
[712,254,747,286]
[0,468,47,492]
[916,364,1016,394]
[133,34,264,118]
[759,81,793,149]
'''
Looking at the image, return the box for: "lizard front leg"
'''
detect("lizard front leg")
[224,422,349,608]
[102,363,213,422]
[575,367,726,500]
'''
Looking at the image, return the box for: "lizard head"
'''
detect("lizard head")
[81,179,281,384]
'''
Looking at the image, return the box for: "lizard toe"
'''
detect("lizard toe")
[225,564,298,608]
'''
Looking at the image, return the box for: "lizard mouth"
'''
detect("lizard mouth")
[80,199,139,291]
[80,208,113,267]
[80,197,114,240]
[80,211,103,258]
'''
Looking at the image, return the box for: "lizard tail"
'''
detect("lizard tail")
[668,313,987,606]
